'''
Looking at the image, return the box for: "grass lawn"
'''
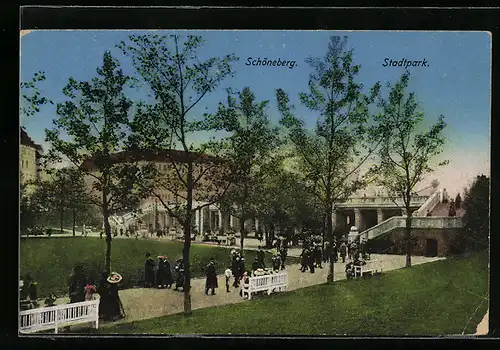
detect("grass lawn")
[100,251,488,336]
[20,237,296,298]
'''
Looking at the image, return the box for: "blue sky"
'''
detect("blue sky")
[20,30,491,196]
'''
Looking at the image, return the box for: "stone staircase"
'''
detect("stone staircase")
[359,189,463,241]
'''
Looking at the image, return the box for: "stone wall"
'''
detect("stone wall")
[384,227,463,257]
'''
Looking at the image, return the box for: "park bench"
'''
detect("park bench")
[353,260,382,278]
[240,271,288,300]
[19,300,99,334]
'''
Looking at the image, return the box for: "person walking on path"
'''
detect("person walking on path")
[300,248,309,272]
[257,246,266,268]
[224,267,232,292]
[280,246,288,270]
[340,241,347,263]
[144,252,156,288]
[205,257,218,296]
[308,249,316,273]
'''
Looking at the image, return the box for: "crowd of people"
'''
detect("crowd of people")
[298,235,370,274]
[144,253,185,290]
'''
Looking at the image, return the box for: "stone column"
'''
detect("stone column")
[377,208,384,224]
[230,215,234,229]
[195,209,200,232]
[199,208,204,234]
[354,208,362,230]
[332,210,337,227]
[255,218,259,231]
[218,210,223,231]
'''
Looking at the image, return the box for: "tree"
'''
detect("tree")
[118,34,238,315]
[21,71,53,125]
[368,72,448,267]
[455,192,462,209]
[206,87,282,252]
[40,167,93,235]
[461,175,489,252]
[276,36,381,283]
[44,51,151,272]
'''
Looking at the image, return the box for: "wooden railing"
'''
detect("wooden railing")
[19,300,99,334]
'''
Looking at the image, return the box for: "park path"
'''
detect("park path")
[54,254,444,328]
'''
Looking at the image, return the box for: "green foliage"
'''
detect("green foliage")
[101,252,488,335]
[207,87,282,234]
[119,34,239,226]
[44,51,153,271]
[454,175,490,253]
[368,72,448,207]
[276,36,381,244]
[20,71,53,122]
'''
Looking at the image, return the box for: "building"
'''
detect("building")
[20,128,43,194]
[81,149,463,257]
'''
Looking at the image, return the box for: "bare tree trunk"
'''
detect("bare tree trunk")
[405,210,412,268]
[183,162,194,315]
[239,213,245,254]
[60,208,64,234]
[326,203,334,283]
[72,207,76,236]
[102,185,112,273]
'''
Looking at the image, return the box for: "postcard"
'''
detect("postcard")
[19,29,490,336]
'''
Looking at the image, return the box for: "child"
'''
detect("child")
[84,280,97,301]
[224,267,232,292]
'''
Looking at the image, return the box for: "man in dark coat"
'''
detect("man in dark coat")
[156,257,165,288]
[232,256,240,288]
[163,258,174,288]
[257,246,265,268]
[144,253,155,288]
[205,257,218,295]
[174,259,185,290]
[332,241,338,263]
[340,242,347,263]
[299,248,308,272]
[234,257,245,288]
[314,244,323,268]
[308,249,316,273]
[280,247,287,270]
[68,265,87,303]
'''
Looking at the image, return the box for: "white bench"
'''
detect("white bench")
[354,260,382,278]
[240,271,288,300]
[19,299,99,334]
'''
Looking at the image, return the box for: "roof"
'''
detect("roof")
[80,149,218,170]
[20,128,39,149]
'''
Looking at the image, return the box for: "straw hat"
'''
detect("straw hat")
[107,272,123,284]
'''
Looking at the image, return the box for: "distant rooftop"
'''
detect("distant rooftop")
[80,149,217,170]
[20,128,42,152]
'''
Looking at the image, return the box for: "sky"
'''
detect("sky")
[20,30,491,197]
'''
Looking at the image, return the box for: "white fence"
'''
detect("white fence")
[241,271,288,300]
[19,300,99,334]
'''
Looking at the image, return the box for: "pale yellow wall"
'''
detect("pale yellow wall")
[20,145,37,194]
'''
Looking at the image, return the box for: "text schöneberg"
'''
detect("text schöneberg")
[246,57,296,69]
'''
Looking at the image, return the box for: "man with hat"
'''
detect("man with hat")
[205,257,218,295]
[144,253,155,288]
[174,258,185,290]
[252,257,262,272]
[340,241,347,263]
